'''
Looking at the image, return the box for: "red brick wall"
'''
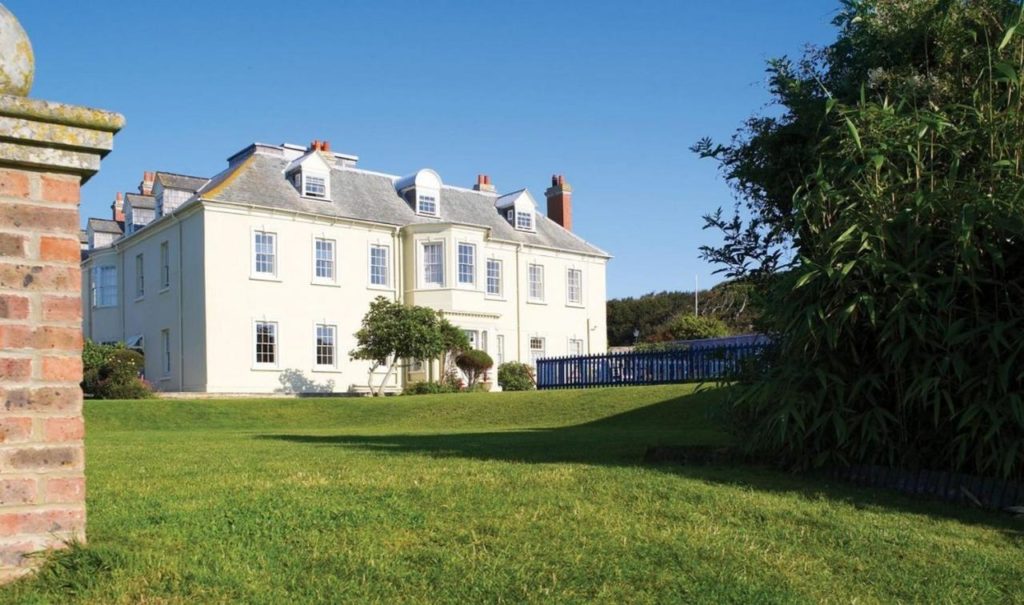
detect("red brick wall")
[0,168,86,582]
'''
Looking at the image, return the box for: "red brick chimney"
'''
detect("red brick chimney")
[111,192,125,222]
[545,174,572,230]
[308,140,331,153]
[139,171,155,195]
[473,174,496,193]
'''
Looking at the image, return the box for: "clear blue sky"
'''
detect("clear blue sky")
[8,0,836,299]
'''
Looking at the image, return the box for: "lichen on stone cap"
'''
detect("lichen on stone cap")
[0,3,34,96]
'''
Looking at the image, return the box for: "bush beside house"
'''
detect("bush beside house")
[497,362,535,391]
[82,340,153,400]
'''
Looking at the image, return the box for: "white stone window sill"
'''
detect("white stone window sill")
[566,303,585,309]
[485,295,506,302]
[527,299,547,306]
[251,365,280,372]
[159,286,170,294]
[311,280,341,288]
[250,275,281,283]
[312,367,341,374]
[367,284,395,291]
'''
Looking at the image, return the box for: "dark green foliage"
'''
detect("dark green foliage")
[699,0,1024,478]
[497,362,535,391]
[82,341,152,400]
[93,349,153,400]
[402,381,461,396]
[661,315,730,341]
[606,283,758,345]
[456,350,494,387]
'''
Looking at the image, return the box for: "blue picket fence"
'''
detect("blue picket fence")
[536,336,772,390]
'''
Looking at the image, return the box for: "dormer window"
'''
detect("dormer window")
[496,189,539,233]
[304,174,328,199]
[396,169,443,218]
[417,195,438,216]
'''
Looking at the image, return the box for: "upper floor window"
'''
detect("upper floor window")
[457,243,475,285]
[423,242,444,286]
[314,238,336,282]
[254,321,278,367]
[160,241,170,290]
[92,265,118,308]
[369,244,390,287]
[135,254,145,299]
[486,259,502,297]
[528,264,544,301]
[417,195,438,216]
[304,174,328,199]
[567,269,583,305]
[253,231,277,277]
[315,324,337,368]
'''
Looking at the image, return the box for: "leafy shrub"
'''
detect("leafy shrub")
[86,347,153,400]
[456,350,493,387]
[697,0,1024,478]
[402,381,460,396]
[497,362,535,391]
[663,315,729,341]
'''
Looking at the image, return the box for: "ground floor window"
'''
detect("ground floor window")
[315,324,336,368]
[255,321,278,367]
[161,329,171,377]
[529,337,546,366]
[569,338,585,356]
[496,334,505,365]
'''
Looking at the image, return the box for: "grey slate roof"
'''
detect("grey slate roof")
[156,172,208,192]
[87,218,123,234]
[78,229,88,244]
[124,193,156,210]
[196,147,609,257]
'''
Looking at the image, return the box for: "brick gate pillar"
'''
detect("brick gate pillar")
[0,4,124,582]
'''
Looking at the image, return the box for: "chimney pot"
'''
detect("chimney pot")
[473,173,496,193]
[322,140,331,152]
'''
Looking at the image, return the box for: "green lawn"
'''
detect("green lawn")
[5,385,1022,604]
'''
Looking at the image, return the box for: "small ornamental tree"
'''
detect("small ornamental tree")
[438,319,471,375]
[456,349,493,387]
[351,297,446,396]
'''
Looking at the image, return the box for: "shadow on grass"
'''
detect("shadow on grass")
[256,388,1024,536]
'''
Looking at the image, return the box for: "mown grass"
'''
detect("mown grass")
[4,384,1022,604]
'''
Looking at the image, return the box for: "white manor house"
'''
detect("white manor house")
[81,141,610,394]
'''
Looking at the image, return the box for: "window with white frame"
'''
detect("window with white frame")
[515,211,534,231]
[161,329,171,377]
[496,334,505,365]
[315,324,337,368]
[528,264,544,301]
[254,321,278,367]
[529,337,546,366]
[486,259,502,296]
[160,241,170,289]
[303,174,328,199]
[135,254,145,299]
[417,195,438,216]
[253,231,276,276]
[457,243,475,285]
[569,338,585,356]
[567,268,583,305]
[369,244,390,287]
[423,242,444,286]
[314,238,336,282]
[92,265,117,308]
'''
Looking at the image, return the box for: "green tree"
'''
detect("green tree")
[351,297,447,397]
[662,314,729,341]
[698,0,1024,478]
[456,349,494,387]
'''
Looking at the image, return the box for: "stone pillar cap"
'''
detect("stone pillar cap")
[0,4,34,97]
